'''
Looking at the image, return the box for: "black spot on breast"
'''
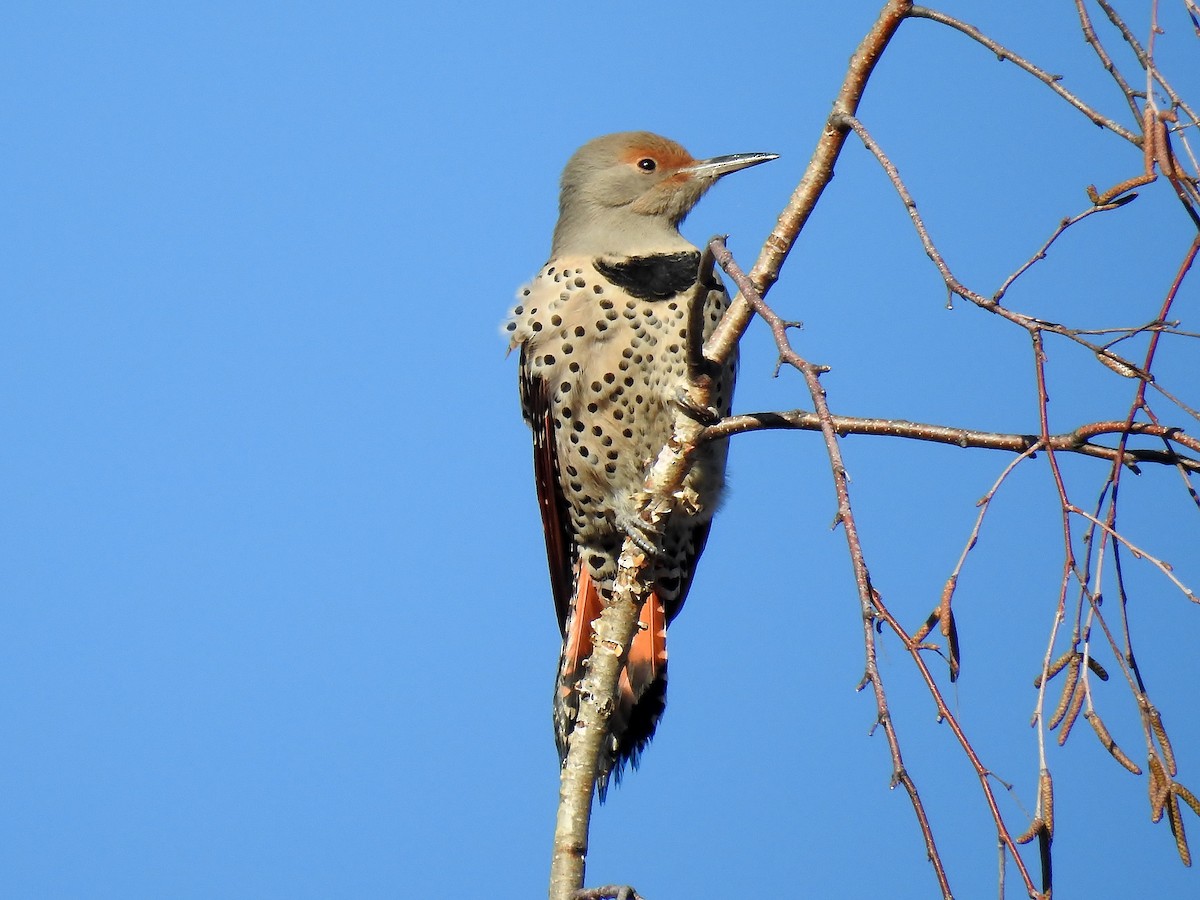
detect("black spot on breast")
[593,252,701,301]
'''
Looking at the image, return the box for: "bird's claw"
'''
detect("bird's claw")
[674,388,720,425]
[618,514,662,560]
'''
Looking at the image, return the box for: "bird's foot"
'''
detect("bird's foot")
[673,387,720,425]
[617,513,662,560]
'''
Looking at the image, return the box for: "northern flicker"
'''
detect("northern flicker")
[505,132,776,796]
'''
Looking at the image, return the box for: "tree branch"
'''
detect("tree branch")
[703,411,1200,472]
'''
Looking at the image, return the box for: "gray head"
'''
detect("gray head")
[550,131,777,257]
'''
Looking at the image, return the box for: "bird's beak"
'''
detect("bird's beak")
[681,152,779,180]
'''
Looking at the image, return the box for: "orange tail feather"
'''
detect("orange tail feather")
[624,590,667,705]
[561,562,603,691]
[556,562,671,799]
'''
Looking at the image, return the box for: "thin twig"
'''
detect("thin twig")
[1069,505,1198,602]
[994,205,1132,303]
[1074,0,1143,123]
[909,5,1140,142]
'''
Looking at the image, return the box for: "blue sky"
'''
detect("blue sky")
[3,2,1198,897]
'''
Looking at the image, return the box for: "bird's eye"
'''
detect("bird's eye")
[637,158,657,172]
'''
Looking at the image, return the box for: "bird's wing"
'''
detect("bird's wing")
[667,520,712,625]
[518,345,576,636]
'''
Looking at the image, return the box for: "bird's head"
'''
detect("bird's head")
[551,131,777,256]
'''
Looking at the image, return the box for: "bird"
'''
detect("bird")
[505,131,777,797]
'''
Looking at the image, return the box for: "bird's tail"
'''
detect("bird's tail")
[554,561,668,801]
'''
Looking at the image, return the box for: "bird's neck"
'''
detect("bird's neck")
[550,206,696,259]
